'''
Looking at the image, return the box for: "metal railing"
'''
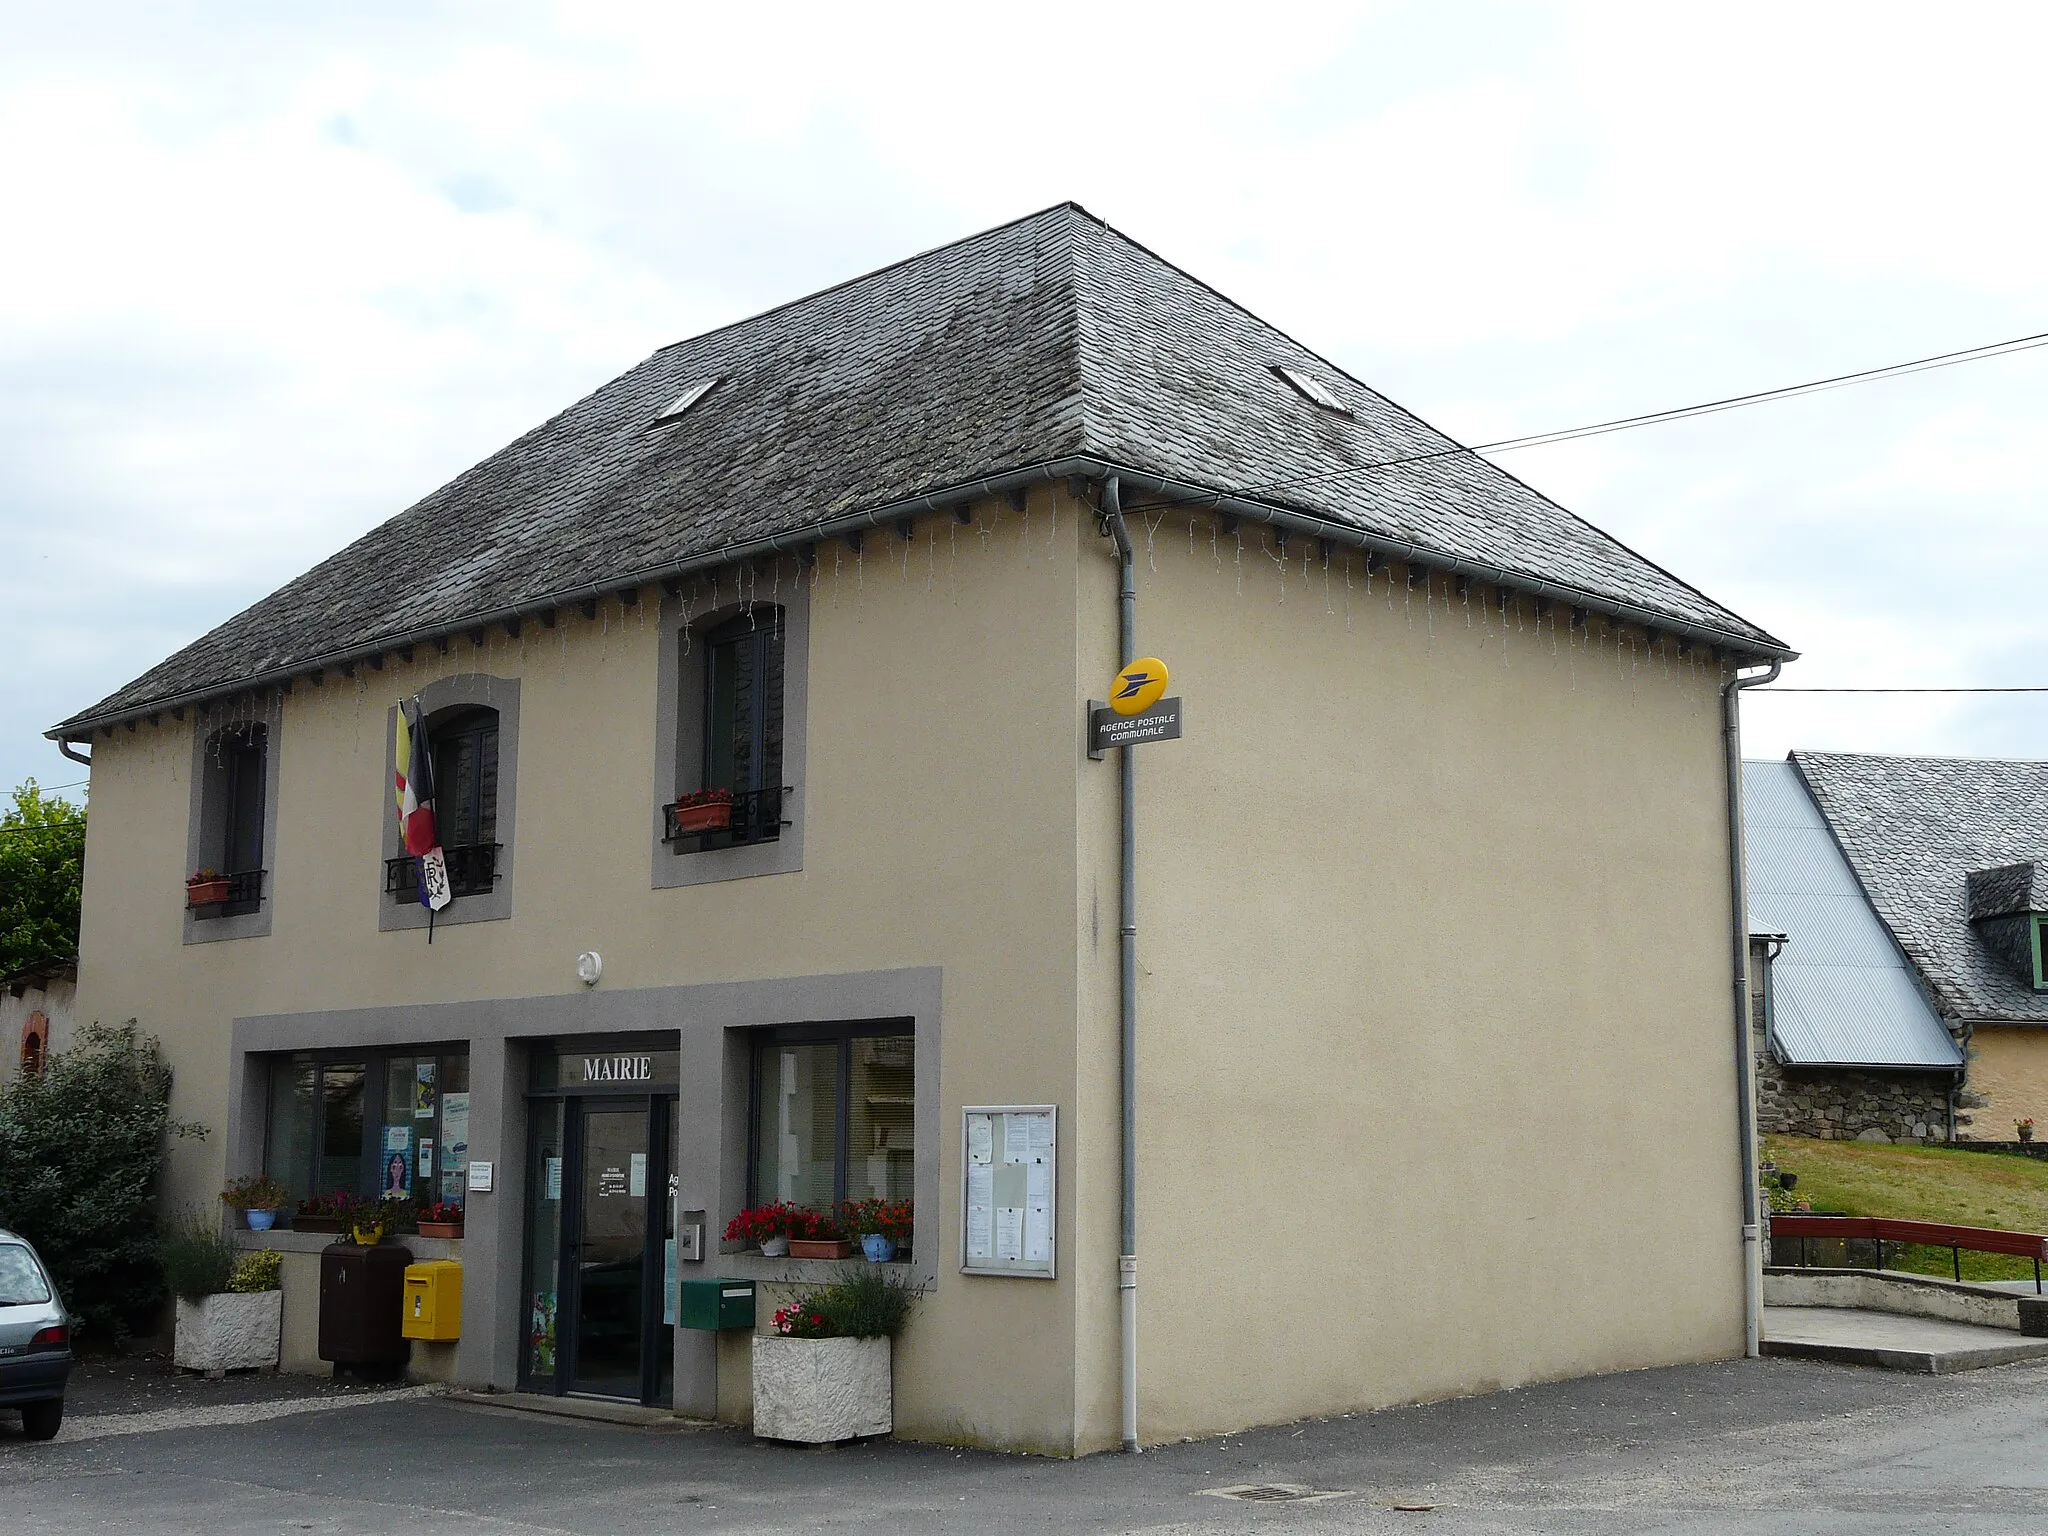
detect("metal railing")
[663,787,791,851]
[189,868,266,918]
[385,842,501,901]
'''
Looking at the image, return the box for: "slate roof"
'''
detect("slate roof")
[1967,862,2048,922]
[1743,759,1962,1068]
[1791,751,2048,1026]
[53,202,1787,736]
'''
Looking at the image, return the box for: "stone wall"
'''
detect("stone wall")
[1750,961,1953,1141]
[1754,1048,1953,1142]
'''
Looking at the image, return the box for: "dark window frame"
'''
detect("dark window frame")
[261,1044,471,1206]
[744,1020,914,1210]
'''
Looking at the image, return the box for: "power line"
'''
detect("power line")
[1752,686,2048,694]
[1125,328,2048,512]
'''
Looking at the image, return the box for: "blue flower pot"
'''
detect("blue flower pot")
[861,1234,896,1263]
[246,1209,278,1232]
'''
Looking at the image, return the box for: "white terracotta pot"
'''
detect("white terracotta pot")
[758,1235,790,1257]
[751,1334,891,1443]
[174,1290,283,1373]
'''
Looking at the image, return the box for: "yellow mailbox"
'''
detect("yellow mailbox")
[401,1260,462,1342]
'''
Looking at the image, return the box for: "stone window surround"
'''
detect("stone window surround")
[183,699,283,946]
[222,965,940,1416]
[380,675,520,932]
[650,578,809,890]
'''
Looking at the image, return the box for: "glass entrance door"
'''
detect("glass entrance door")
[520,1092,675,1405]
[568,1105,650,1399]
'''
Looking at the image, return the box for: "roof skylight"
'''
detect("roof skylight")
[1274,365,1351,416]
[655,378,719,422]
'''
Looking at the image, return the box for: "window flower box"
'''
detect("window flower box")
[417,1202,464,1240]
[187,874,233,907]
[670,788,733,834]
[788,1238,854,1260]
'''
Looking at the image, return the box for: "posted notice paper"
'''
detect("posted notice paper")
[968,1115,994,1165]
[1024,1201,1051,1262]
[966,1204,993,1260]
[996,1206,1024,1261]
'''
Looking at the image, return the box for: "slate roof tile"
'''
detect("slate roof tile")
[54,203,1784,735]
[1792,750,2048,1024]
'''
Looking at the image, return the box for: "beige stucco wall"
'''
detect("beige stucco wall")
[1066,518,1747,1449]
[1966,1026,2048,1135]
[73,483,1750,1453]
[74,491,1095,1452]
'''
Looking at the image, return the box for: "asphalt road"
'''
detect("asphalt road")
[7,1354,2048,1533]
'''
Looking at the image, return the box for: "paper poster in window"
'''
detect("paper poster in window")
[381,1125,412,1197]
[417,1138,434,1179]
[441,1092,469,1172]
[544,1157,562,1202]
[414,1061,437,1119]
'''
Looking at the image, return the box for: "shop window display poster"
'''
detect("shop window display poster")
[414,1061,437,1119]
[529,1292,556,1376]
[381,1125,412,1197]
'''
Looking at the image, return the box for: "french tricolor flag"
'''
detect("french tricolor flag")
[394,699,451,911]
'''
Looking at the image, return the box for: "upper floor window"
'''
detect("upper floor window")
[381,676,520,930]
[665,609,788,852]
[188,722,271,925]
[387,705,502,904]
[651,582,807,889]
[2034,914,2047,992]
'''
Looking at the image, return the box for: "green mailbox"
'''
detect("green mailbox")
[676,1277,756,1331]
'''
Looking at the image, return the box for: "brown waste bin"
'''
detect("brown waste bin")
[318,1243,413,1375]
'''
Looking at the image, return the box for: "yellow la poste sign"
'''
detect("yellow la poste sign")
[1110,657,1169,716]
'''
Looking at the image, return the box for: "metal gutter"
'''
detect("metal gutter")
[47,454,1791,741]
[1723,659,1781,1360]
[1099,476,1141,1455]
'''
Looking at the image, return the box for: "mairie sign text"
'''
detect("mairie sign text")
[582,1055,653,1083]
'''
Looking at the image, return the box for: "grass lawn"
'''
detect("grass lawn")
[1765,1134,2048,1283]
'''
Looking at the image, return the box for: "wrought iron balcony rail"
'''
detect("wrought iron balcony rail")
[663,786,791,852]
[385,842,501,902]
[189,868,266,918]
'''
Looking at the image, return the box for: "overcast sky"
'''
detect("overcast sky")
[5,1,2045,802]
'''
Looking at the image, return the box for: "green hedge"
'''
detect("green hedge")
[0,1023,204,1340]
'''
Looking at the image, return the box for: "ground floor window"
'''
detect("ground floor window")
[262,1047,471,1208]
[748,1025,912,1209]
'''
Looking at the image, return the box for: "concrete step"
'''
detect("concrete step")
[445,1390,717,1431]
[1762,1305,2048,1373]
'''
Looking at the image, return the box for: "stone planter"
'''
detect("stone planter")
[751,1335,891,1443]
[174,1290,283,1374]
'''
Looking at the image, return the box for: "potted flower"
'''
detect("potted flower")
[161,1214,284,1376]
[726,1201,800,1257]
[752,1268,917,1443]
[417,1201,465,1239]
[2019,1118,2036,1144]
[671,787,734,834]
[293,1191,356,1235]
[186,869,232,906]
[787,1206,852,1260]
[220,1174,293,1232]
[841,1198,914,1263]
[347,1200,390,1246]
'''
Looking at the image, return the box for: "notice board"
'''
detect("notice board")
[960,1105,1056,1278]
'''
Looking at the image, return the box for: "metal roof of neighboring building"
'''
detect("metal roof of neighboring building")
[1792,751,2048,1027]
[50,202,1786,738]
[1743,759,1962,1069]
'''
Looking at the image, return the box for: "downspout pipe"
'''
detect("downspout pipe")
[1723,658,1780,1359]
[1101,476,1140,1454]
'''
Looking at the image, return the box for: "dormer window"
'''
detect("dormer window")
[1966,861,2048,992]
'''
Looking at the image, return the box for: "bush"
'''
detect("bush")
[780,1266,921,1339]
[227,1248,282,1294]
[0,1022,204,1339]
[159,1212,237,1301]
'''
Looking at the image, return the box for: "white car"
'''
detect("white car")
[0,1229,72,1441]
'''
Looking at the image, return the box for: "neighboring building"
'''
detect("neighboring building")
[1744,753,2048,1146]
[1743,760,1964,1141]
[1,959,75,1086]
[1769,751,2048,1140]
[48,204,1790,1453]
